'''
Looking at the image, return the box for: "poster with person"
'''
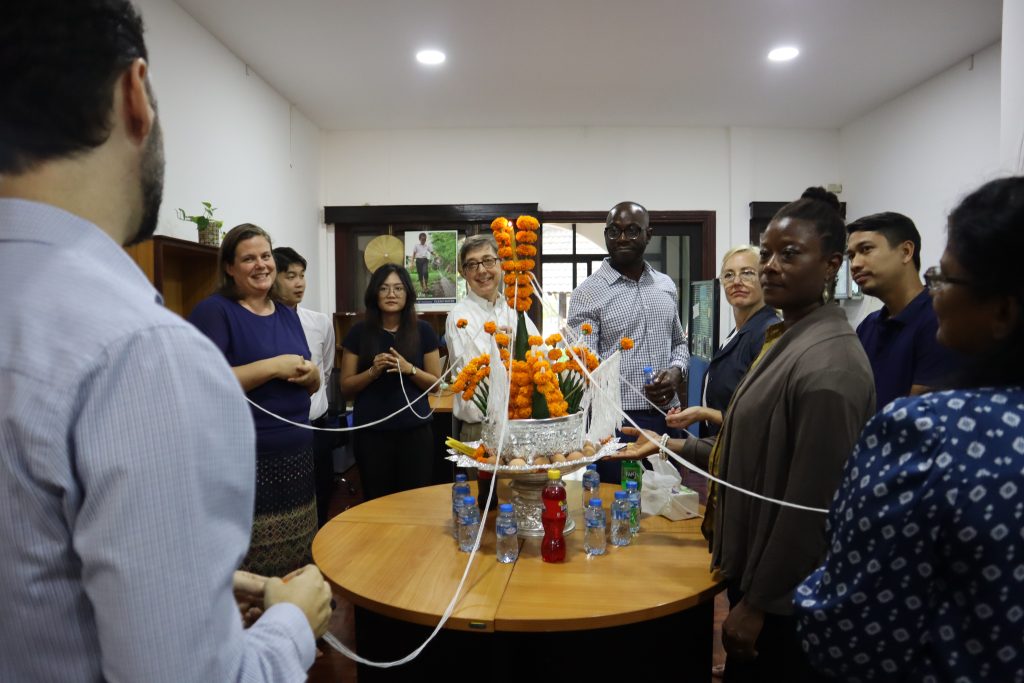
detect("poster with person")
[404,229,458,310]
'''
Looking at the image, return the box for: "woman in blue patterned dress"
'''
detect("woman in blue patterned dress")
[795,176,1024,682]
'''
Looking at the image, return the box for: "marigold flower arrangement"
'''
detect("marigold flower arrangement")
[451,215,630,424]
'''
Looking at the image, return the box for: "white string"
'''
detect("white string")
[245,364,455,431]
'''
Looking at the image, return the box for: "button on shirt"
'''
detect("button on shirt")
[0,199,314,682]
[568,259,689,410]
[856,288,962,409]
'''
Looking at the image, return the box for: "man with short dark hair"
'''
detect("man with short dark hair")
[274,246,337,527]
[568,201,689,482]
[0,2,330,680]
[847,211,961,407]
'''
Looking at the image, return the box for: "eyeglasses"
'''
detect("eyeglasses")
[604,225,645,241]
[463,256,500,272]
[924,266,972,293]
[721,268,758,285]
[378,284,406,295]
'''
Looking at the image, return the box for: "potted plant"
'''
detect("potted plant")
[177,201,223,246]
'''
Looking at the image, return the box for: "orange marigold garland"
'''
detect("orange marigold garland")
[449,216,632,422]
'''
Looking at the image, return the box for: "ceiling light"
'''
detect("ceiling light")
[767,46,799,62]
[416,49,446,66]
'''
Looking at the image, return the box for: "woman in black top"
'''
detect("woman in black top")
[669,244,779,437]
[340,264,441,500]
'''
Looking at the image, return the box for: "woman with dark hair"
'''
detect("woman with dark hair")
[188,223,320,577]
[625,187,875,681]
[796,177,1024,682]
[340,264,441,500]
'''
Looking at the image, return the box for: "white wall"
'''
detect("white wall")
[839,43,1002,324]
[135,0,326,310]
[321,125,841,334]
[1002,1,1024,173]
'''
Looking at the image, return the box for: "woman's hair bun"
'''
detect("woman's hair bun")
[800,186,841,212]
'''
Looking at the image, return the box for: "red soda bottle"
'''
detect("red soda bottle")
[541,468,567,563]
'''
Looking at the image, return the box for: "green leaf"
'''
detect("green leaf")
[531,388,550,419]
[513,312,530,361]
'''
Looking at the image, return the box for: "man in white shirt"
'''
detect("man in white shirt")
[445,234,539,442]
[0,2,331,680]
[412,232,435,294]
[274,247,337,527]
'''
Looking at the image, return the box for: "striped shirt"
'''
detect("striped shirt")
[568,259,689,410]
[0,199,314,682]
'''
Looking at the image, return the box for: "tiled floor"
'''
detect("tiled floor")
[305,467,727,682]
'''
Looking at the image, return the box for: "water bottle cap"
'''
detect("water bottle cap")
[625,480,638,489]
[455,473,467,482]
[547,469,561,480]
[614,490,628,499]
[589,498,603,507]
[499,503,513,513]
[643,365,653,373]
[586,463,597,471]
[463,496,476,505]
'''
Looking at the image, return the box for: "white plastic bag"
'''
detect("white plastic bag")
[640,456,699,521]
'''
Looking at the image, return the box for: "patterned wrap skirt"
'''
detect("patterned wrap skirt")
[242,444,317,577]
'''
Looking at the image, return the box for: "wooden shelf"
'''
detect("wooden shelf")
[125,235,219,318]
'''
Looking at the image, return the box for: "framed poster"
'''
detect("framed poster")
[405,229,458,311]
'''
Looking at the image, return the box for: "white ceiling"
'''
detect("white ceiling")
[173,0,1002,131]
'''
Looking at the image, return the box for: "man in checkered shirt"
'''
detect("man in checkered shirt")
[568,201,689,482]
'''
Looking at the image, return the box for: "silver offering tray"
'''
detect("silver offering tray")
[446,439,623,537]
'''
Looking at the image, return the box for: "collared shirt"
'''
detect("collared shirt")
[856,287,962,409]
[0,199,314,682]
[445,289,539,422]
[796,387,1024,682]
[567,259,689,410]
[298,306,335,420]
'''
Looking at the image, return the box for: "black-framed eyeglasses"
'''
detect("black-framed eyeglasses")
[924,266,972,293]
[604,225,645,241]
[462,256,500,273]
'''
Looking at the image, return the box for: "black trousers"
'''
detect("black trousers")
[723,583,831,683]
[311,413,338,527]
[353,423,434,501]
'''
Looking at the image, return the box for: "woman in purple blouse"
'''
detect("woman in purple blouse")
[189,223,320,577]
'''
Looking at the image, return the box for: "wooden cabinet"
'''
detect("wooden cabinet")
[125,235,219,318]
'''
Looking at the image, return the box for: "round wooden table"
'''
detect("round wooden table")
[314,480,724,680]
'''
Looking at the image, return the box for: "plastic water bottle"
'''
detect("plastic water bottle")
[625,480,641,535]
[582,464,600,508]
[458,496,481,552]
[584,498,607,556]
[541,469,567,563]
[496,503,519,563]
[610,491,631,547]
[452,483,470,538]
[642,365,657,386]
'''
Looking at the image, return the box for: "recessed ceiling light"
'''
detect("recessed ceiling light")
[416,49,446,66]
[767,46,799,62]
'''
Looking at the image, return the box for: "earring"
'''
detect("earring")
[822,280,831,305]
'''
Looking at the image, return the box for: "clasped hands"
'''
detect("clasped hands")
[232,565,333,639]
[274,354,319,389]
[370,347,416,378]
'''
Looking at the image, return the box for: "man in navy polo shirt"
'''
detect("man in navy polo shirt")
[847,212,961,408]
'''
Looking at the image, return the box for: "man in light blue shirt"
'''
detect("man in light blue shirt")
[0,2,330,681]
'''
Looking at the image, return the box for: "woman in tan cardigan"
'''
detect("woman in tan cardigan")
[626,187,875,682]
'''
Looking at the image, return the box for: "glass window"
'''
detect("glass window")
[541,262,573,337]
[542,223,573,255]
[575,223,608,255]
